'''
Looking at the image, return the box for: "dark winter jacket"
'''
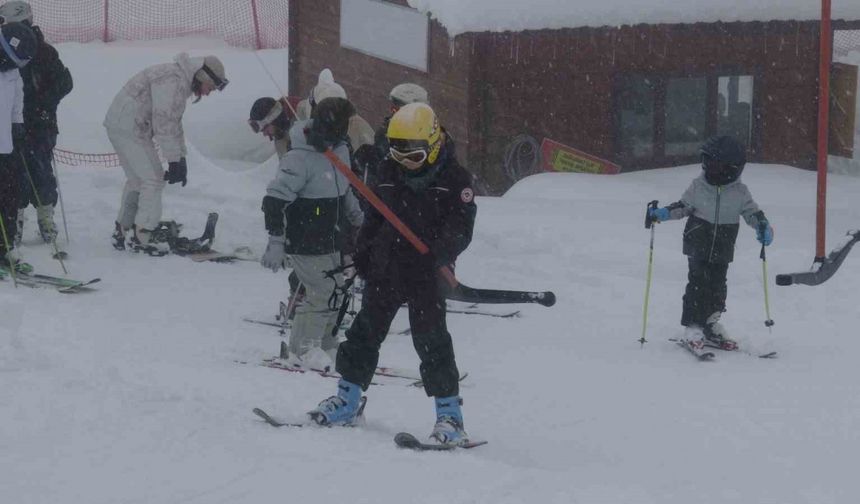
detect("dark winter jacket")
[664,172,767,263]
[264,120,364,255]
[20,26,73,141]
[354,135,476,280]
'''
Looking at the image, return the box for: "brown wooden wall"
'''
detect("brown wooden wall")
[288,0,473,169]
[472,21,822,193]
[289,3,830,195]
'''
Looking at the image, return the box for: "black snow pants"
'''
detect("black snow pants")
[0,153,19,255]
[17,133,58,209]
[681,257,729,327]
[336,266,460,398]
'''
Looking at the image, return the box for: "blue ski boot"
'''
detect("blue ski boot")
[429,396,469,446]
[308,379,365,426]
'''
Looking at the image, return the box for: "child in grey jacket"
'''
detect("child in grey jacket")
[649,136,773,349]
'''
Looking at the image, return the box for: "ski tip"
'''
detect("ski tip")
[538,291,556,307]
[394,432,422,449]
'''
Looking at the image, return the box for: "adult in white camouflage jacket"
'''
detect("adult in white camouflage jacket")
[649,135,774,350]
[103,52,227,255]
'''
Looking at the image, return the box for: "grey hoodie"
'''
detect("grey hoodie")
[266,120,363,255]
[665,173,767,263]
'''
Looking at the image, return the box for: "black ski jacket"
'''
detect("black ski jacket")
[21,26,73,141]
[354,136,476,280]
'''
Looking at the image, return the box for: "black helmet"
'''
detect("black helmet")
[0,21,36,71]
[700,135,746,186]
[248,96,290,137]
[305,97,354,152]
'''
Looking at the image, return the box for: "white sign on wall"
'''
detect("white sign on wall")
[340,0,429,72]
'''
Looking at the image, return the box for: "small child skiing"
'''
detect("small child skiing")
[648,135,773,350]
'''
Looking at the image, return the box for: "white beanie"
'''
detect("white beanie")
[310,68,347,105]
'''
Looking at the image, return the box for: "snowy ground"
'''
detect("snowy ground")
[2,39,860,504]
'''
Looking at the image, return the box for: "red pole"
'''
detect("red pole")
[815,0,832,260]
[250,0,263,50]
[102,0,110,42]
[322,149,459,289]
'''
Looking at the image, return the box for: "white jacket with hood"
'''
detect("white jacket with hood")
[103,52,205,163]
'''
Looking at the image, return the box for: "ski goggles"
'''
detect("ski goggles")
[200,64,229,91]
[248,101,284,133]
[389,146,428,170]
[0,34,30,68]
[701,154,739,173]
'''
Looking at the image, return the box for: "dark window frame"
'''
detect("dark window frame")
[612,68,762,170]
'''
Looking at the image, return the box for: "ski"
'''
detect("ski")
[0,266,101,293]
[673,338,715,361]
[243,356,468,388]
[701,341,778,359]
[394,432,487,451]
[253,397,367,428]
[252,407,309,428]
[447,308,521,318]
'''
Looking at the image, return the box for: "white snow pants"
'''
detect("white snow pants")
[108,130,165,231]
[287,252,345,359]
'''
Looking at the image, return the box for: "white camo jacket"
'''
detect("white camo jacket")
[103,53,206,162]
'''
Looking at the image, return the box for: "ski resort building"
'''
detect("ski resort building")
[289,1,860,194]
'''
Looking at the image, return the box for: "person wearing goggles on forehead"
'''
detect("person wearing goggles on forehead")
[306,103,478,448]
[0,21,36,273]
[0,1,74,250]
[103,53,227,255]
[248,97,293,159]
[647,135,774,351]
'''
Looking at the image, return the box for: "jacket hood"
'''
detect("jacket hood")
[174,52,205,83]
[289,119,312,150]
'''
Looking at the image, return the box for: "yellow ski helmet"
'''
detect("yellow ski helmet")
[387,103,442,170]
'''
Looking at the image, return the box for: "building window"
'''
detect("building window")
[340,0,429,72]
[618,76,656,158]
[665,77,708,156]
[615,73,756,166]
[717,76,754,147]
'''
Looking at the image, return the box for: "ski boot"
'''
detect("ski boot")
[112,222,129,251]
[130,228,170,257]
[307,379,365,426]
[428,396,469,446]
[702,312,738,351]
[0,248,34,274]
[36,205,58,244]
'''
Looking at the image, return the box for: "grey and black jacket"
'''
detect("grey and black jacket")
[663,173,767,263]
[263,120,364,255]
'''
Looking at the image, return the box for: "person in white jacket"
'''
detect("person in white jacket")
[0,21,36,273]
[104,52,227,255]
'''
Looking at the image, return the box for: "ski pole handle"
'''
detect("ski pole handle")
[645,200,659,229]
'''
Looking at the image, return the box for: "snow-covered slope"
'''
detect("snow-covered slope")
[2,39,860,504]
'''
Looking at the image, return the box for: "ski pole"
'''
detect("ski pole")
[639,200,659,346]
[51,156,70,245]
[759,226,774,330]
[19,152,67,274]
[0,211,19,287]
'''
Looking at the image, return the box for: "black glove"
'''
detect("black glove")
[12,123,25,150]
[164,157,188,186]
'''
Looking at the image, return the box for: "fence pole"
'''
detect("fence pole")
[102,0,110,43]
[250,0,263,50]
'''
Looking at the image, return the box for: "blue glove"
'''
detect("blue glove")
[261,235,288,272]
[757,222,774,246]
[649,207,670,223]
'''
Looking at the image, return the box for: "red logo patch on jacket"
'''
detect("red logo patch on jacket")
[460,187,474,203]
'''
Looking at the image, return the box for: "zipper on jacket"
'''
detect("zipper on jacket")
[708,186,721,262]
